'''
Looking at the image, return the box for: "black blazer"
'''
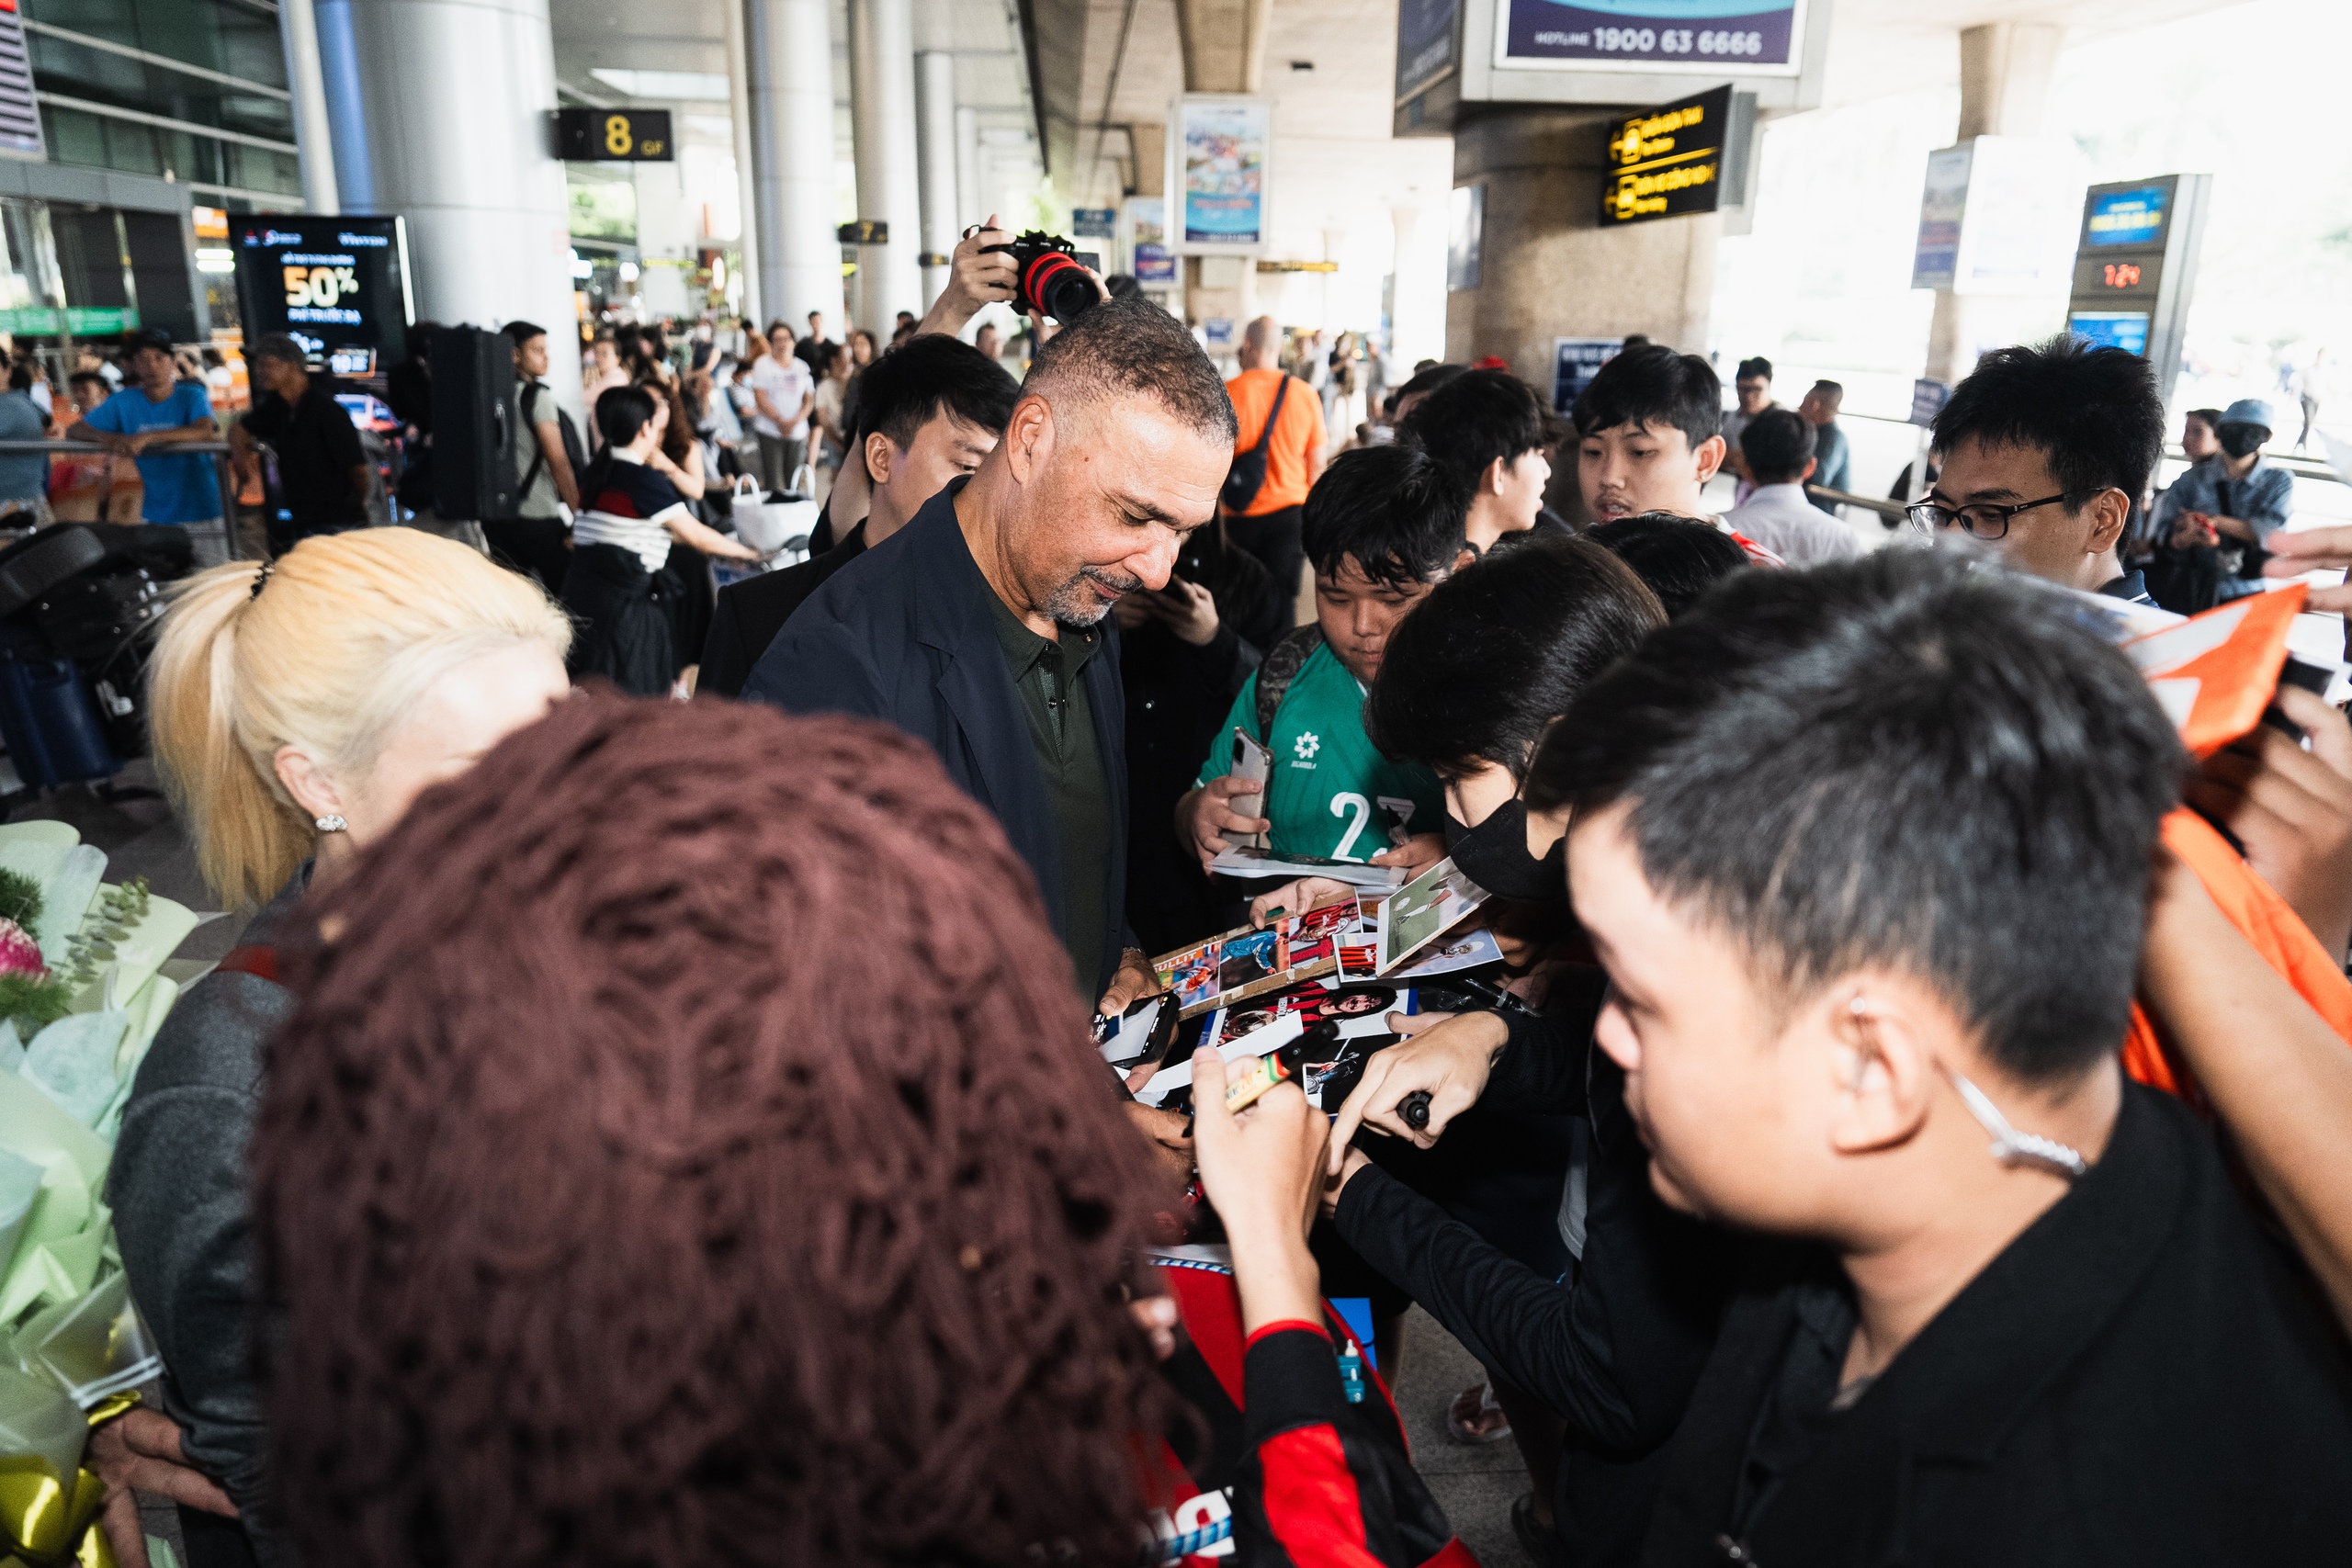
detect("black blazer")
[1645,1082,2352,1566]
[698,520,868,699]
[742,479,1132,996]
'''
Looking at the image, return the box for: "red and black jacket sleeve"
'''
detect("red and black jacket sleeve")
[1231,1319,1477,1568]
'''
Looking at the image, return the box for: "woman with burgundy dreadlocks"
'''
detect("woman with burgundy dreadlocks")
[250,694,1473,1568]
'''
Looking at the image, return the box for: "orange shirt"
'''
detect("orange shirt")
[1224,368,1323,516]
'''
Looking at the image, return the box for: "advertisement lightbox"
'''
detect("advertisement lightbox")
[232,215,413,374]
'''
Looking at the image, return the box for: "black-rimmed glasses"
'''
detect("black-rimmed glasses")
[1903,491,2075,541]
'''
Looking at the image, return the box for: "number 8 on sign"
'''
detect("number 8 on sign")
[605,114,632,156]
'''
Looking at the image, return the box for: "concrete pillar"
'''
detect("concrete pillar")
[312,0,579,410]
[724,0,763,323]
[747,0,843,333]
[275,0,338,214]
[914,51,958,308]
[848,0,923,333]
[1388,204,1443,368]
[1187,254,1253,339]
[1175,0,1270,96]
[1128,120,1164,197]
[1924,20,2064,383]
[955,105,980,227]
[1442,107,1717,389]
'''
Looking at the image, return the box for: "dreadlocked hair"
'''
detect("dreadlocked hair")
[252,694,1183,1568]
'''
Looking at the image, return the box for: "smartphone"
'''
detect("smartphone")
[1169,547,1205,588]
[1228,728,1272,850]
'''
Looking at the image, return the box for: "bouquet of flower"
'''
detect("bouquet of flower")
[0,819,205,1564]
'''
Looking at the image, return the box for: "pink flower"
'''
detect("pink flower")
[0,919,44,977]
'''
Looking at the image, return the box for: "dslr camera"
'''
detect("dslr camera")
[975,229,1102,323]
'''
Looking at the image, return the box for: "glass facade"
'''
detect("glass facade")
[24,0,300,202]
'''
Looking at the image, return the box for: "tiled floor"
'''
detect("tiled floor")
[1392,1306,1542,1568]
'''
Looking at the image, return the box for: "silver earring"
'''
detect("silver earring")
[314,814,347,833]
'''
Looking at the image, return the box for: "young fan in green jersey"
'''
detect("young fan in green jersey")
[1177,443,1472,871]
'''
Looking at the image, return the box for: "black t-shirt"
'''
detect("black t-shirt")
[243,378,367,526]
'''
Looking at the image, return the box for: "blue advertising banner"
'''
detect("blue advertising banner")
[2068,310,2151,357]
[1500,0,1804,73]
[1176,98,1271,250]
[1396,0,1459,100]
[2083,185,2170,249]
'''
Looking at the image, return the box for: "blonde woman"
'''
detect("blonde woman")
[104,528,571,1568]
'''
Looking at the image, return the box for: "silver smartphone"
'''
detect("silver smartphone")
[1228,727,1272,850]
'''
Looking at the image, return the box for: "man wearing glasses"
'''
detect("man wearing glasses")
[1907,335,2163,606]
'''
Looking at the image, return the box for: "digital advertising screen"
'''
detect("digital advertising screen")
[1172,97,1270,251]
[2069,310,2151,357]
[1499,0,1807,74]
[2083,184,2170,249]
[232,215,413,373]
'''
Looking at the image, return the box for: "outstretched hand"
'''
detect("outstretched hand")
[1326,1010,1507,1169]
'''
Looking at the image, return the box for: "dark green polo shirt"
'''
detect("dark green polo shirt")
[984,592,1110,996]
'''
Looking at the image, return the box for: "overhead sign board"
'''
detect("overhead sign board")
[1601,84,1731,226]
[1498,0,1807,75]
[232,215,413,373]
[554,107,673,162]
[1398,0,1821,137]
[1071,207,1117,238]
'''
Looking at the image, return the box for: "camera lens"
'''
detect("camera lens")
[1023,251,1099,323]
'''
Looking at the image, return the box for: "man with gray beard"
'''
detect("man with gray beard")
[747,298,1236,1033]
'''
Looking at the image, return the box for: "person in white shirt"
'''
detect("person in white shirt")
[1723,407,1867,567]
[744,321,815,493]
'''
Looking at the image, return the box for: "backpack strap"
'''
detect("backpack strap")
[1254,623,1324,737]
[516,381,549,503]
[1250,373,1291,455]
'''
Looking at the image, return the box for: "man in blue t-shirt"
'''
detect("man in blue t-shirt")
[68,328,225,565]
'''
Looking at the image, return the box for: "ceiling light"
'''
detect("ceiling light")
[588,68,732,101]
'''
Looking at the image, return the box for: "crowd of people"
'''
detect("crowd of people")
[32,228,2352,1568]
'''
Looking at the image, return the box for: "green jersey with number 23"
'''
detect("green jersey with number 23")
[1196,640,1444,863]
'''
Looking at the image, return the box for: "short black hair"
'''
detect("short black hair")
[1808,379,1843,400]
[2187,407,2222,431]
[68,370,106,393]
[248,333,307,368]
[1932,334,2165,507]
[1397,368,1548,499]
[1392,363,1466,406]
[1586,513,1750,618]
[594,383,656,448]
[1024,296,1237,444]
[1301,444,1467,590]
[853,334,1020,450]
[1572,344,1721,453]
[1527,550,2181,1084]
[1364,535,1662,778]
[1735,357,1772,383]
[503,320,546,348]
[1739,407,1817,486]
[123,326,172,356]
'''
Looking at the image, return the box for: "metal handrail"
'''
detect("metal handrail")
[1805,484,1905,520]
